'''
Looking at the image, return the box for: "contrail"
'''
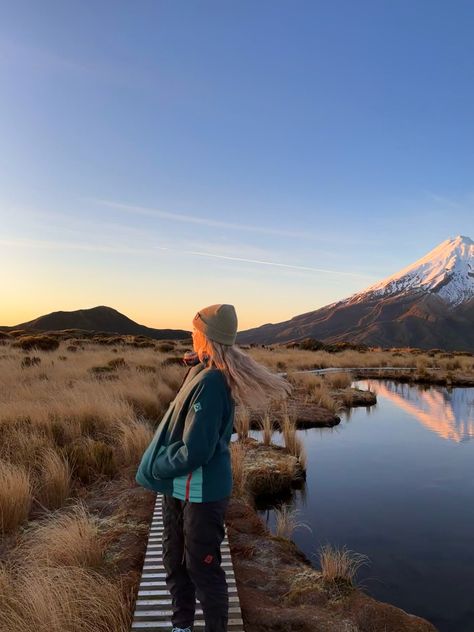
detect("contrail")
[155,246,370,277]
[88,198,311,239]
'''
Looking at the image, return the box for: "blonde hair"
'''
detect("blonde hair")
[192,329,292,409]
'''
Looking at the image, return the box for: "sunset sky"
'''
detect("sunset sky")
[2,1,474,330]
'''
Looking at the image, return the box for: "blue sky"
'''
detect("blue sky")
[1,1,473,330]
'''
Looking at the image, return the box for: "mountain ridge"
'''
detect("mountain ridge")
[0,305,190,340]
[236,235,474,351]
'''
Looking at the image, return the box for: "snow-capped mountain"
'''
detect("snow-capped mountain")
[237,235,474,351]
[349,235,474,307]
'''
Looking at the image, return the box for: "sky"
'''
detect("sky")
[1,1,473,331]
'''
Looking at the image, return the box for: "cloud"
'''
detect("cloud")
[0,236,146,255]
[160,247,369,277]
[423,190,469,210]
[87,198,312,239]
[1,235,371,278]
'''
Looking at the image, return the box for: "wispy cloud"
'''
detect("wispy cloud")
[1,235,371,278]
[423,190,473,210]
[87,198,312,239]
[162,247,369,277]
[0,237,148,255]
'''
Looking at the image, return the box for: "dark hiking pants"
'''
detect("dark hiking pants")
[161,493,230,632]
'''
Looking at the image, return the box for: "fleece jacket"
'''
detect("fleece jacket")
[135,359,235,502]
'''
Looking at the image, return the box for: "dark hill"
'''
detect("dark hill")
[0,306,190,341]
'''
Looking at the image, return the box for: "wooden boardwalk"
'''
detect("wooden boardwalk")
[131,492,245,631]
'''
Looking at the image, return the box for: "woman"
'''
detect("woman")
[136,303,292,632]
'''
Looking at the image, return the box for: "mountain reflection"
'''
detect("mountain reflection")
[364,380,474,442]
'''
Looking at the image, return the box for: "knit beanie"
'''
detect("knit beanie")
[192,304,238,346]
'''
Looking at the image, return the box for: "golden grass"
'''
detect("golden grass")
[325,371,353,389]
[0,564,130,632]
[317,543,370,585]
[0,340,189,630]
[273,504,312,539]
[230,440,249,497]
[234,404,251,441]
[286,370,342,413]
[115,418,154,467]
[257,407,274,446]
[34,448,72,511]
[18,503,105,568]
[0,461,32,534]
[247,346,474,374]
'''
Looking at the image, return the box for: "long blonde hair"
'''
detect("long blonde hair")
[193,329,292,409]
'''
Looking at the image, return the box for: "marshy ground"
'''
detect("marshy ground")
[1,329,472,631]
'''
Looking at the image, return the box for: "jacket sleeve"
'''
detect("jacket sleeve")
[151,375,225,479]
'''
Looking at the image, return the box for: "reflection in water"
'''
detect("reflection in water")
[361,380,474,442]
[252,382,474,632]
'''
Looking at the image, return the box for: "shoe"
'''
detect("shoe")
[171,628,192,632]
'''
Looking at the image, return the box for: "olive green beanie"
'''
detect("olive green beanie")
[192,304,238,346]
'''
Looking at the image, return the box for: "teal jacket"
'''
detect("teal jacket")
[135,359,235,502]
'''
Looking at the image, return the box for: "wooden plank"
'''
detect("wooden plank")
[131,492,245,631]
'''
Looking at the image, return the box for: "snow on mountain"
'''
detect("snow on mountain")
[349,235,474,307]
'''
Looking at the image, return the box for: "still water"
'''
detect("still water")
[251,380,474,632]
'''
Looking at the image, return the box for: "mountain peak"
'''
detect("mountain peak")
[351,235,474,307]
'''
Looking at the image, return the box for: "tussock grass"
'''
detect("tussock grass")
[318,543,369,586]
[273,504,312,539]
[247,346,474,374]
[0,564,130,632]
[234,404,251,441]
[257,407,274,446]
[230,440,249,497]
[115,418,154,467]
[0,461,32,534]
[18,503,105,568]
[280,405,307,469]
[63,436,118,484]
[286,371,341,413]
[325,371,353,389]
[34,448,72,511]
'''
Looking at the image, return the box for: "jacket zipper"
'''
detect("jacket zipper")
[185,471,193,501]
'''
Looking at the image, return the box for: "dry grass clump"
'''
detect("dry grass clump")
[280,405,307,469]
[234,404,251,440]
[309,383,340,413]
[18,503,105,569]
[230,440,249,498]
[325,371,353,389]
[33,448,72,511]
[0,564,130,632]
[12,335,60,352]
[286,370,341,413]
[257,407,274,446]
[317,543,369,586]
[115,418,154,467]
[63,437,118,484]
[273,504,312,539]
[0,461,32,534]
[157,342,175,353]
